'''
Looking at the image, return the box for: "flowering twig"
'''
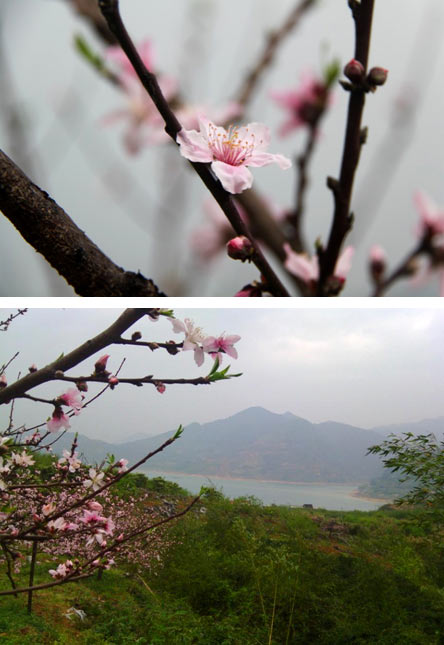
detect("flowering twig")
[318,0,376,294]
[372,238,429,296]
[0,309,153,405]
[0,150,164,297]
[0,493,200,597]
[98,0,290,297]
[235,0,318,109]
[0,310,27,332]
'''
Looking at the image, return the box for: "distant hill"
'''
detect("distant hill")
[372,417,444,438]
[47,407,394,483]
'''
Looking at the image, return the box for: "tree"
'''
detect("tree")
[368,432,444,521]
[2,0,442,296]
[0,308,241,611]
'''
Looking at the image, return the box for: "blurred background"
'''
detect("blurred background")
[1,0,444,296]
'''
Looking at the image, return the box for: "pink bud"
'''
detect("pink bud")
[108,375,119,389]
[344,59,365,83]
[156,382,166,394]
[369,245,386,283]
[95,354,110,373]
[0,374,7,389]
[227,236,255,262]
[235,283,263,297]
[367,67,388,86]
[28,364,38,373]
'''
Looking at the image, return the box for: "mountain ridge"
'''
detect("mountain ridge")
[45,408,444,483]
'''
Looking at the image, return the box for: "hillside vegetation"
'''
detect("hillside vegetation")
[1,474,443,644]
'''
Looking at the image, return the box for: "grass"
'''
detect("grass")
[1,489,444,644]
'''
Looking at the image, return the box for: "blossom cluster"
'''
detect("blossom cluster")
[169,317,240,368]
[0,308,241,592]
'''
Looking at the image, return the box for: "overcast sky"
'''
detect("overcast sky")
[1,305,443,443]
[1,0,444,295]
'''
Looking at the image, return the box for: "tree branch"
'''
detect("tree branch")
[318,0,376,293]
[0,309,153,404]
[0,149,165,296]
[235,0,318,109]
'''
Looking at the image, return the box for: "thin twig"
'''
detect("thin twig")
[372,238,428,296]
[235,0,318,109]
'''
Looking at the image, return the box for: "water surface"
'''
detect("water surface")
[140,469,387,511]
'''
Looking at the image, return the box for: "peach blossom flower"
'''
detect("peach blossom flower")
[177,116,291,194]
[47,408,71,433]
[284,244,354,285]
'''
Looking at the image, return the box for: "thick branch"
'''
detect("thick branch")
[0,308,152,404]
[0,149,164,296]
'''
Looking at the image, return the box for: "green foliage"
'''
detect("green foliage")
[206,358,242,382]
[358,468,415,500]
[368,433,444,522]
[113,472,189,499]
[2,489,444,644]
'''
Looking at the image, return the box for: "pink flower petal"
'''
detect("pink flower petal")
[176,129,213,163]
[335,246,354,280]
[247,152,292,169]
[284,244,319,283]
[211,161,253,194]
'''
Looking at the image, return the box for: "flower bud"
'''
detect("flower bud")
[76,380,88,392]
[155,382,166,394]
[0,374,7,389]
[28,364,38,373]
[227,236,255,262]
[369,245,386,283]
[108,375,119,389]
[235,282,263,297]
[344,59,365,84]
[94,354,110,374]
[367,67,388,87]
[131,331,142,341]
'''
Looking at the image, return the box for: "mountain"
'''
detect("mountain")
[47,407,389,483]
[372,417,444,438]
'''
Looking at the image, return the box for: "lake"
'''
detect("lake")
[139,470,387,511]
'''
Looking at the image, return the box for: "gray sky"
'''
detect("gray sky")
[1,305,443,442]
[1,0,444,295]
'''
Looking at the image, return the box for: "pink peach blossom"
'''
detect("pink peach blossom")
[203,334,241,364]
[177,116,291,194]
[83,468,105,491]
[59,388,83,415]
[414,190,444,237]
[284,244,354,285]
[47,408,71,433]
[106,39,154,80]
[11,451,35,467]
[271,71,330,135]
[170,318,206,366]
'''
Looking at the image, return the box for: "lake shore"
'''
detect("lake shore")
[141,467,389,510]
